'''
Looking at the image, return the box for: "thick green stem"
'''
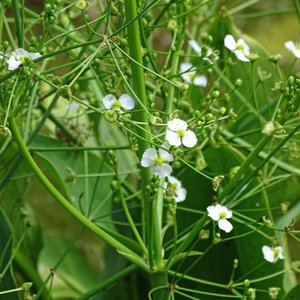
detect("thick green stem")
[9,117,145,270]
[123,0,154,265]
[150,271,170,300]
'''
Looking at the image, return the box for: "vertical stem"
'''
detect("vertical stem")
[123,0,153,261]
[124,1,169,298]
[12,0,23,47]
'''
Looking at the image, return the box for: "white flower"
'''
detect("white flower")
[285,41,300,58]
[188,40,219,64]
[179,62,207,87]
[164,176,187,202]
[166,118,197,148]
[103,94,135,111]
[207,204,233,233]
[6,48,41,71]
[141,148,173,178]
[224,34,250,62]
[262,246,284,263]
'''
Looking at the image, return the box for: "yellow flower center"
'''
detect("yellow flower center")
[236,44,244,52]
[176,129,186,137]
[296,44,300,51]
[153,156,165,166]
[112,100,122,110]
[219,212,227,219]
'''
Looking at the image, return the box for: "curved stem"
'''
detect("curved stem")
[9,117,145,269]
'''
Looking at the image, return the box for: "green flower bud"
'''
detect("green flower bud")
[57,85,72,100]
[167,19,178,31]
[205,113,214,121]
[268,54,282,64]
[76,0,88,9]
[244,279,250,287]
[261,121,274,136]
[0,125,11,137]
[248,53,260,62]
[219,107,226,115]
[287,75,295,87]
[233,259,239,268]
[247,288,256,300]
[211,90,220,98]
[199,229,210,240]
[268,287,280,299]
[148,115,157,126]
[235,78,243,87]
[212,175,224,191]
[104,110,118,123]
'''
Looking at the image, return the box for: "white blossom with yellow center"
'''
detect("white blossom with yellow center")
[141,148,173,178]
[262,245,284,263]
[103,94,135,111]
[166,118,197,148]
[207,204,233,233]
[224,34,250,62]
[179,62,207,87]
[164,176,187,202]
[6,48,41,71]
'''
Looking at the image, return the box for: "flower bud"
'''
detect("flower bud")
[212,175,224,191]
[167,19,178,31]
[244,279,250,287]
[261,121,274,136]
[268,287,280,299]
[0,125,11,137]
[268,54,282,64]
[235,78,243,87]
[76,0,88,10]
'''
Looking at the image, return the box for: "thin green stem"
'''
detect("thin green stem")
[115,163,148,255]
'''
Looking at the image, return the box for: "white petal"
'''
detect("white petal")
[262,246,275,263]
[234,50,250,62]
[151,164,172,178]
[141,148,157,167]
[166,130,181,147]
[180,62,194,73]
[225,209,232,219]
[28,52,42,60]
[207,205,220,221]
[218,219,233,233]
[103,94,116,109]
[285,41,296,52]
[158,148,173,162]
[237,39,250,55]
[193,75,207,87]
[119,94,135,110]
[181,72,194,84]
[182,130,197,148]
[12,48,28,57]
[167,175,182,187]
[6,56,22,70]
[175,187,187,202]
[188,40,202,55]
[168,119,187,131]
[276,246,284,259]
[224,34,237,51]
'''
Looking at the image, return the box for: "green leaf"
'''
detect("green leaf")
[283,284,300,300]
[38,234,98,299]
